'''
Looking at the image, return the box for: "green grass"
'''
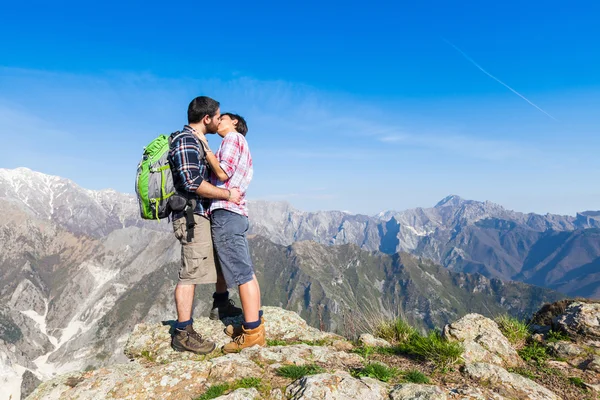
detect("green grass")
[375,318,418,344]
[276,364,325,380]
[402,331,464,372]
[546,330,570,343]
[568,377,587,390]
[195,384,229,400]
[140,350,155,362]
[403,369,430,384]
[231,377,262,390]
[352,362,398,382]
[495,315,530,347]
[508,366,536,380]
[518,342,548,364]
[266,339,288,346]
[362,318,463,372]
[194,378,263,400]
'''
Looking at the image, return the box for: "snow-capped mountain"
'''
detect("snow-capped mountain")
[0,167,168,237]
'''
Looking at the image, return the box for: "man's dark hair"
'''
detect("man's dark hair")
[188,96,220,124]
[223,112,248,136]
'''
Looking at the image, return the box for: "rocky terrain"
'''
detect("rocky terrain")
[27,300,600,400]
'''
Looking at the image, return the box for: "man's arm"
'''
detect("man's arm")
[196,181,241,204]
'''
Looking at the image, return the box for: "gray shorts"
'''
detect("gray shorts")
[211,209,254,288]
[173,215,218,285]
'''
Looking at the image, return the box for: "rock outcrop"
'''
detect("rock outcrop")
[464,362,559,400]
[554,301,600,340]
[442,314,521,367]
[28,305,598,400]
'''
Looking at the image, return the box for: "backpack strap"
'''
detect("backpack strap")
[169,130,200,243]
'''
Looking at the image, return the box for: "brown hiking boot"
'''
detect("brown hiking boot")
[223,323,266,353]
[171,325,216,354]
[209,298,243,320]
[225,316,265,338]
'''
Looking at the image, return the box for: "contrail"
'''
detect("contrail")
[443,38,557,121]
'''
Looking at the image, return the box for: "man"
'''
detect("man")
[168,96,243,354]
[198,112,265,353]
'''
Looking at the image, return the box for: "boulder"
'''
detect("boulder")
[554,302,600,340]
[447,385,507,399]
[586,355,600,373]
[464,362,559,400]
[442,314,520,367]
[124,306,344,363]
[546,341,584,359]
[285,371,388,400]
[241,343,363,370]
[358,333,392,348]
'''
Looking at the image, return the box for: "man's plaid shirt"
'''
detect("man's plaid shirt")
[169,126,211,218]
[210,131,253,216]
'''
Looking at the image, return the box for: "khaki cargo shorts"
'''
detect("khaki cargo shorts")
[173,214,217,284]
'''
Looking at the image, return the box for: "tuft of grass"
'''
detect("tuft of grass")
[351,346,374,359]
[546,330,570,343]
[194,378,264,400]
[568,377,587,390]
[508,367,536,380]
[404,331,464,372]
[266,339,288,346]
[140,350,155,363]
[518,342,548,364]
[195,384,229,400]
[352,362,398,382]
[276,364,324,380]
[495,315,530,347]
[375,318,418,344]
[231,377,262,390]
[403,369,430,384]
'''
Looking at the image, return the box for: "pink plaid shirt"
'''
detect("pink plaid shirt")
[210,132,253,216]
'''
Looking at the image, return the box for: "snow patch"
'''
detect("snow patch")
[0,363,25,400]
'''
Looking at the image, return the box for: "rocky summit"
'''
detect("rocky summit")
[27,301,600,400]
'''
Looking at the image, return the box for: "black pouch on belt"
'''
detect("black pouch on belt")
[184,199,197,242]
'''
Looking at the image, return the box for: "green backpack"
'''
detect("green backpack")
[135,134,176,220]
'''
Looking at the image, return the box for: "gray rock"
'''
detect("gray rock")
[586,355,600,373]
[20,370,41,400]
[546,341,584,358]
[554,302,600,340]
[443,314,520,367]
[447,385,506,399]
[465,362,559,400]
[285,371,388,399]
[389,383,447,399]
[358,333,392,348]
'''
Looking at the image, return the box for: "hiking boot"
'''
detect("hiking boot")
[171,325,216,354]
[222,323,266,353]
[225,316,265,338]
[209,298,243,320]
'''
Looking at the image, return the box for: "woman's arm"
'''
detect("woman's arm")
[197,135,230,182]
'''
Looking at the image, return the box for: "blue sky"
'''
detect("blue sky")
[1,0,599,215]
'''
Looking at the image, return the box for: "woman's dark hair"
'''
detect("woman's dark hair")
[188,96,220,124]
[223,112,248,136]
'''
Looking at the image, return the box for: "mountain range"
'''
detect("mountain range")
[0,167,596,399]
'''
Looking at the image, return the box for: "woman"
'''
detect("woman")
[198,113,264,353]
